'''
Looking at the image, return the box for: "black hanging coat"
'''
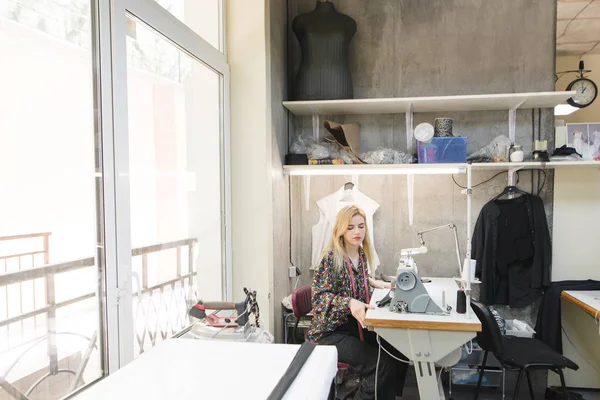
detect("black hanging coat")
[471,194,552,308]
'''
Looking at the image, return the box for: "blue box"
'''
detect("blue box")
[417,136,468,164]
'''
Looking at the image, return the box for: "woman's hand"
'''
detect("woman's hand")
[368,277,392,289]
[349,298,375,328]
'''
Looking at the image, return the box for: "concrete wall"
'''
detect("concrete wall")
[556,55,600,124]
[227,0,275,332]
[286,0,557,326]
[268,0,292,343]
[288,0,557,154]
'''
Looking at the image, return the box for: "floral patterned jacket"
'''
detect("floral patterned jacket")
[307,247,373,342]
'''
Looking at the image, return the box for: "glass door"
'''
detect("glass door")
[107,0,230,366]
[0,0,230,395]
[0,0,105,397]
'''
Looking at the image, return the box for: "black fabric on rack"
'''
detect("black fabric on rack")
[472,193,552,307]
[552,145,581,157]
[534,280,600,353]
[494,197,535,306]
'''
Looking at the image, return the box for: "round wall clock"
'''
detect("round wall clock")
[566,77,597,108]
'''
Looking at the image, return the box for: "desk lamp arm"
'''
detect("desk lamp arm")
[417,223,463,278]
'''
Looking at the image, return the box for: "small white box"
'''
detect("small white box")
[505,319,535,338]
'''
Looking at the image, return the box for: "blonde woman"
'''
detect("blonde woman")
[307,205,407,400]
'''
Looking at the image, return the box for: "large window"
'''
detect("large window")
[0,1,102,398]
[126,16,223,357]
[0,0,228,397]
[153,0,221,51]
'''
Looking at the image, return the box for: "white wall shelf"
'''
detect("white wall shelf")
[471,161,600,170]
[282,91,576,116]
[283,161,600,176]
[284,163,466,176]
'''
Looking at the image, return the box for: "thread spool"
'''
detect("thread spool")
[434,118,453,137]
[456,289,466,314]
[442,290,446,309]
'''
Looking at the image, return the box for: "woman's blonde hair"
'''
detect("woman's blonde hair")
[318,205,374,274]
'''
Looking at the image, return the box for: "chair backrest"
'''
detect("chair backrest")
[291,284,312,319]
[470,301,504,357]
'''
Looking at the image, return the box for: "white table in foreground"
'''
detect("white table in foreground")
[72,338,338,400]
[365,277,481,400]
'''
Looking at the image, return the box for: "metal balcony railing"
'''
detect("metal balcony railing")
[0,233,198,400]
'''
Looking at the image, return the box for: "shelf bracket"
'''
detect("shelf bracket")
[352,175,359,189]
[508,100,525,145]
[464,163,472,318]
[303,175,311,211]
[312,113,320,142]
[507,167,523,199]
[407,174,414,226]
[406,102,414,154]
[507,167,521,186]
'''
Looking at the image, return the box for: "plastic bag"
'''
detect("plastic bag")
[394,151,416,164]
[307,142,331,160]
[467,135,512,162]
[361,148,395,164]
[253,329,274,344]
[360,148,415,164]
[289,135,312,155]
[549,153,583,162]
[490,308,506,335]
[289,135,355,163]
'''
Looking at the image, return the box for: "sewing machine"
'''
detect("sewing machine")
[389,246,443,314]
[384,223,472,314]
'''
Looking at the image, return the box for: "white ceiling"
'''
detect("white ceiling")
[557,0,600,56]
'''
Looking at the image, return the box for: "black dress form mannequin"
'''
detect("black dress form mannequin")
[292,0,357,100]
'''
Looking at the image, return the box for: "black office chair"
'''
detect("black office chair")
[470,301,579,400]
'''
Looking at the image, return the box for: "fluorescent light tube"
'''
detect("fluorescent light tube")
[554,104,579,116]
[285,165,465,176]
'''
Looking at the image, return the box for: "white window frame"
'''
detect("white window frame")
[95,0,231,372]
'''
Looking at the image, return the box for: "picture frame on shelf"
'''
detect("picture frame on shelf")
[566,123,599,161]
[590,123,600,161]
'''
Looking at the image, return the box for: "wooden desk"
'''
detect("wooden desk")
[555,290,600,389]
[365,277,481,399]
[561,290,600,319]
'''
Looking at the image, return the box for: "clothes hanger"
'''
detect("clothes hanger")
[492,185,528,201]
[341,182,355,202]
